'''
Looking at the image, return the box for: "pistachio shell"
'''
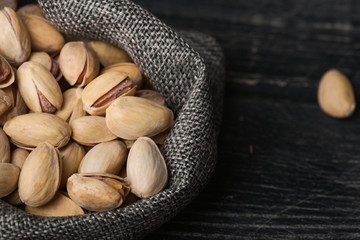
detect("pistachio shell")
[0,0,17,10]
[11,148,29,169]
[135,89,166,106]
[87,40,133,67]
[55,87,86,123]
[0,54,15,88]
[82,71,136,115]
[3,113,72,149]
[26,192,84,217]
[70,116,117,146]
[0,88,11,115]
[59,141,85,189]
[0,127,10,163]
[0,163,20,197]
[16,4,44,18]
[18,142,61,207]
[106,96,174,140]
[59,41,100,87]
[2,188,22,205]
[127,137,168,198]
[29,51,60,78]
[17,61,63,113]
[78,140,127,175]
[101,63,142,88]
[0,7,31,66]
[0,83,28,125]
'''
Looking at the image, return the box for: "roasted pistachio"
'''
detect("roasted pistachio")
[55,87,86,123]
[29,51,61,79]
[16,4,44,18]
[135,89,166,106]
[0,127,10,163]
[11,148,29,169]
[0,163,20,197]
[0,83,28,125]
[0,54,15,88]
[0,89,11,115]
[2,188,22,205]
[101,63,142,88]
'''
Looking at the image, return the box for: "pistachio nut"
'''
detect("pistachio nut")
[78,140,127,175]
[0,0,17,10]
[106,96,174,140]
[29,51,61,80]
[127,137,168,198]
[67,173,130,212]
[0,83,28,125]
[82,71,136,116]
[70,116,117,146]
[11,148,29,169]
[59,141,85,189]
[2,188,22,205]
[55,87,86,123]
[151,128,171,146]
[18,142,61,207]
[87,40,132,67]
[101,63,142,88]
[0,7,31,66]
[59,41,100,87]
[16,4,44,18]
[26,192,84,217]
[0,163,20,197]
[0,54,15,88]
[318,69,356,118]
[0,88,11,115]
[135,89,167,106]
[20,14,65,53]
[3,113,71,149]
[17,61,63,113]
[0,127,10,163]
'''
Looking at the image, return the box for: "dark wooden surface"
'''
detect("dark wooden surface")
[131,0,360,239]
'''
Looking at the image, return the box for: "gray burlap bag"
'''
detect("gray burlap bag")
[0,0,225,239]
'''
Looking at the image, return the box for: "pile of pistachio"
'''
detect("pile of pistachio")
[0,3,173,216]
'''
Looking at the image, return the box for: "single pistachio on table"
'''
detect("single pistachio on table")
[29,51,61,80]
[26,192,84,217]
[135,89,167,106]
[70,116,117,146]
[11,148,29,169]
[67,173,130,212]
[106,96,174,140]
[0,127,10,163]
[16,61,63,113]
[87,40,133,67]
[59,41,100,87]
[18,142,62,207]
[0,83,28,125]
[0,0,17,10]
[59,141,85,189]
[78,140,127,175]
[0,163,20,198]
[0,54,15,88]
[16,3,44,18]
[82,71,136,116]
[55,87,86,123]
[318,69,356,118]
[3,113,71,150]
[127,137,168,198]
[0,7,31,66]
[101,63,142,88]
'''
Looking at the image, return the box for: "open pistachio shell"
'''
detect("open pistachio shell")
[101,63,142,88]
[0,54,15,88]
[0,163,20,198]
[55,87,86,123]
[29,51,60,79]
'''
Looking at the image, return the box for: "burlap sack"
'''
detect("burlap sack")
[0,0,225,239]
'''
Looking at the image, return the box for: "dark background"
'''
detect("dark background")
[132,0,360,239]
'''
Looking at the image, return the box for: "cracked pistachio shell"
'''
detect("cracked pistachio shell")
[127,137,168,198]
[3,113,71,150]
[87,40,132,67]
[0,83,28,125]
[106,96,174,140]
[0,88,11,115]
[82,71,136,116]
[0,7,31,66]
[0,127,10,163]
[18,142,61,207]
[11,148,29,169]
[0,163,20,197]
[67,173,130,212]
[0,0,17,10]
[70,116,117,146]
[135,89,167,106]
[16,4,44,18]
[59,41,100,87]
[59,141,85,189]
[78,140,127,175]
[17,61,63,113]
[0,54,15,88]
[318,69,356,118]
[29,51,60,79]
[20,14,65,53]
[55,88,86,123]
[101,63,142,88]
[26,192,84,217]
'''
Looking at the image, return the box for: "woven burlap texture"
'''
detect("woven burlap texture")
[0,0,225,239]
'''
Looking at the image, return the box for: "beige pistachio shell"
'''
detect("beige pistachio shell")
[0,0,17,10]
[55,87,86,123]
[135,89,166,106]
[0,127,10,163]
[87,40,132,67]
[0,89,11,115]
[0,163,20,197]
[11,148,29,169]
[151,128,170,145]
[2,188,22,205]
[124,139,135,150]
[3,113,72,149]
[59,41,100,87]
[67,173,130,212]
[127,137,167,198]
[82,71,136,116]
[318,69,356,118]
[16,4,44,18]
[70,116,117,146]
[0,54,15,88]
[26,192,84,217]
[17,61,63,113]
[18,142,61,207]
[106,96,174,140]
[78,140,127,175]
[0,7,31,66]
[29,51,60,78]
[59,141,85,189]
[20,14,65,53]
[101,63,142,88]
